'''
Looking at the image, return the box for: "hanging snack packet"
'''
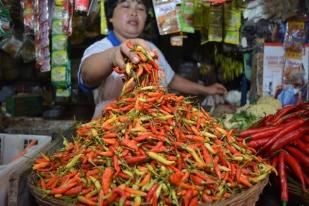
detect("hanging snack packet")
[52,50,68,66]
[75,0,89,14]
[52,35,68,50]
[100,0,108,35]
[21,0,34,34]
[284,19,306,60]
[223,2,241,45]
[153,0,180,35]
[178,0,194,33]
[201,4,223,44]
[193,0,203,30]
[0,0,12,38]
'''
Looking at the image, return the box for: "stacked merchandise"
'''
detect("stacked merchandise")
[51,0,73,100]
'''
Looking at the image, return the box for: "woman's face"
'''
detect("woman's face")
[111,0,147,40]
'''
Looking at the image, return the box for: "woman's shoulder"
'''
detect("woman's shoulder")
[86,37,113,51]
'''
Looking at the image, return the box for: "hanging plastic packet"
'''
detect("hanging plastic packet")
[100,0,108,35]
[0,0,12,38]
[193,0,203,30]
[51,62,71,88]
[152,0,180,35]
[33,0,51,72]
[223,2,241,45]
[178,0,194,33]
[56,86,72,99]
[52,35,68,50]
[278,18,308,105]
[284,19,306,60]
[201,4,223,44]
[21,0,34,34]
[75,0,89,14]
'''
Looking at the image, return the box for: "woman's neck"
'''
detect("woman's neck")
[113,31,127,42]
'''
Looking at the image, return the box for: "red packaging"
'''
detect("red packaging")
[75,0,89,13]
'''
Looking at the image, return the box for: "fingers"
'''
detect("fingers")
[119,39,151,65]
[214,83,227,94]
[113,47,126,68]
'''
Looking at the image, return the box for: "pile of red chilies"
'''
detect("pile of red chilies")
[32,43,272,206]
[239,103,309,204]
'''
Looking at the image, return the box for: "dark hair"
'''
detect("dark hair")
[105,0,151,30]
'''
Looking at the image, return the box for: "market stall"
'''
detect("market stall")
[0,0,308,205]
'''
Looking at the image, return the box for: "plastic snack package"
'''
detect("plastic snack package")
[153,0,180,35]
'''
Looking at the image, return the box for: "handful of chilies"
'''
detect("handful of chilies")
[32,42,272,206]
[239,102,309,204]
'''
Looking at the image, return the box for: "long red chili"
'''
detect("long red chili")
[285,146,309,167]
[272,105,296,124]
[268,128,305,153]
[260,119,305,152]
[249,127,282,140]
[278,152,288,203]
[293,139,309,155]
[239,126,276,138]
[247,137,268,148]
[283,152,306,192]
[146,184,159,202]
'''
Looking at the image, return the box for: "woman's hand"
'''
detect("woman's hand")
[205,83,227,95]
[111,39,151,68]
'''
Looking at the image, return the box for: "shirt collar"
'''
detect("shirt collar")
[107,31,121,46]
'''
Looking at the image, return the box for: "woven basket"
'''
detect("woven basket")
[28,171,269,206]
[199,177,268,206]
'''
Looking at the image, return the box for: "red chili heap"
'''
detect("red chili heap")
[32,42,272,206]
[240,102,309,204]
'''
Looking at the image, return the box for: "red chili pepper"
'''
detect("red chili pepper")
[146,184,159,202]
[275,109,307,125]
[64,185,82,196]
[189,196,198,206]
[113,156,121,174]
[51,181,77,194]
[183,189,193,206]
[78,195,96,206]
[272,155,279,169]
[202,192,213,203]
[268,128,305,153]
[169,172,183,186]
[292,139,309,155]
[246,137,268,148]
[101,167,113,195]
[190,175,205,186]
[303,135,309,143]
[239,126,276,138]
[278,152,288,203]
[125,155,148,164]
[283,152,306,192]
[285,146,309,167]
[121,138,139,152]
[272,105,296,123]
[202,147,212,165]
[260,119,305,152]
[249,127,283,140]
[213,156,222,179]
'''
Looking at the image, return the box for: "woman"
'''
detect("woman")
[78,0,227,118]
